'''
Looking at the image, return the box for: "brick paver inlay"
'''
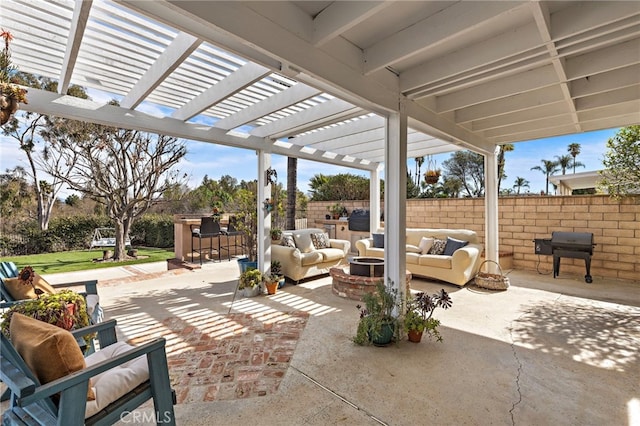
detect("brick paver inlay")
[130,312,309,404]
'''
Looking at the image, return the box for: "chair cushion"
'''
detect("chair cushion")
[84,341,150,419]
[443,237,469,255]
[4,273,56,300]
[419,255,452,269]
[9,313,95,400]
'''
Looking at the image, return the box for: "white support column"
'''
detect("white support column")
[484,145,500,273]
[369,167,381,232]
[385,103,408,309]
[257,150,272,274]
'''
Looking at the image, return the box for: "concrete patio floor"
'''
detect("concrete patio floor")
[31,262,640,424]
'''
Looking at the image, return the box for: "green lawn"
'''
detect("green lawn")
[1,248,174,274]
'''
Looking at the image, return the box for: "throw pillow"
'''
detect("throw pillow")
[9,313,95,401]
[428,238,447,255]
[419,237,434,254]
[443,237,469,255]
[310,232,330,249]
[372,233,384,248]
[293,232,316,253]
[281,235,296,249]
[4,274,56,300]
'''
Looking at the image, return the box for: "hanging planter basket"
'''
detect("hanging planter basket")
[424,170,440,184]
[0,92,19,125]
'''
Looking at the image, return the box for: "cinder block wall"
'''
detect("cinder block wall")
[308,195,640,281]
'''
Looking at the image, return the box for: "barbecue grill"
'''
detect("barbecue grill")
[550,232,595,283]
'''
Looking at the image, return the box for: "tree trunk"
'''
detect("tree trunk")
[286,157,297,231]
[113,221,127,261]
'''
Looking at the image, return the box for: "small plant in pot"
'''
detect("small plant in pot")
[238,268,262,297]
[404,289,452,343]
[270,228,282,241]
[262,272,281,295]
[271,260,285,288]
[353,280,401,346]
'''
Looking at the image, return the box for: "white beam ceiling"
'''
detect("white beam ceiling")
[1,0,638,168]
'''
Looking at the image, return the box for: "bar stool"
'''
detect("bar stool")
[191,217,225,264]
[222,216,244,257]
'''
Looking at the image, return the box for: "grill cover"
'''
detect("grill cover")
[348,209,370,231]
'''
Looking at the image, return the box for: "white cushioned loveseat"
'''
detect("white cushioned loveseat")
[271,228,350,283]
[355,228,482,287]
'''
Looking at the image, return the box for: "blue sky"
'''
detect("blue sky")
[0,86,615,197]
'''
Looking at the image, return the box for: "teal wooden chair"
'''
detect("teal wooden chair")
[1,319,176,426]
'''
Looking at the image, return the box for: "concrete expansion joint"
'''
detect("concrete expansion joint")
[508,320,524,426]
[292,366,388,425]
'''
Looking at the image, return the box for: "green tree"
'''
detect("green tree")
[497,144,514,193]
[413,156,424,186]
[442,151,485,197]
[308,173,370,201]
[513,176,530,195]
[599,126,640,198]
[2,75,89,230]
[0,167,31,222]
[286,157,297,230]
[531,159,559,195]
[555,154,584,175]
[568,143,582,174]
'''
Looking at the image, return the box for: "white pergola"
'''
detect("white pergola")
[2,0,639,289]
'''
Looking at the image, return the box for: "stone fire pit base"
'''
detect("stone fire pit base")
[329,267,412,301]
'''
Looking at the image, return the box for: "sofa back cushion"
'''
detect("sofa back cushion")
[288,228,324,253]
[406,229,479,246]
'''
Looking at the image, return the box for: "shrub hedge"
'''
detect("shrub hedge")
[1,214,174,256]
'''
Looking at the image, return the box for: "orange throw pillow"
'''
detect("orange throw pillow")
[9,313,95,400]
[3,273,56,300]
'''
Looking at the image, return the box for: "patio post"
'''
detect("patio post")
[484,145,500,273]
[385,104,408,311]
[257,150,272,274]
[369,167,382,232]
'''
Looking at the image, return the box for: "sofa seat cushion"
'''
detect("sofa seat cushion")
[365,247,384,257]
[418,255,452,269]
[406,252,421,265]
[84,341,149,419]
[317,248,345,262]
[300,251,324,266]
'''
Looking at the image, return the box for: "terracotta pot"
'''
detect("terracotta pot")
[407,329,423,343]
[56,303,76,330]
[265,281,278,295]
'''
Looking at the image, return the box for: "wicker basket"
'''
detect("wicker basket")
[474,260,510,290]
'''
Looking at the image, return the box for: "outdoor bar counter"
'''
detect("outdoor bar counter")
[173,214,242,263]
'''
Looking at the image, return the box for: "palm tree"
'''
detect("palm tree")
[513,176,530,195]
[531,159,560,195]
[414,156,424,186]
[568,143,581,173]
[556,154,585,175]
[497,144,514,193]
[286,157,297,230]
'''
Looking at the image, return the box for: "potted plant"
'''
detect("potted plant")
[1,290,94,349]
[262,272,281,295]
[424,169,441,184]
[230,185,259,272]
[404,290,452,343]
[271,260,285,288]
[353,280,401,346]
[327,203,344,220]
[238,268,262,297]
[0,30,28,126]
[270,227,282,241]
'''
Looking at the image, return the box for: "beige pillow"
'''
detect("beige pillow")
[10,313,95,400]
[419,237,434,254]
[293,232,316,253]
[3,273,56,300]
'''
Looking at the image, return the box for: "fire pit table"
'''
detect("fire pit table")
[330,257,411,301]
